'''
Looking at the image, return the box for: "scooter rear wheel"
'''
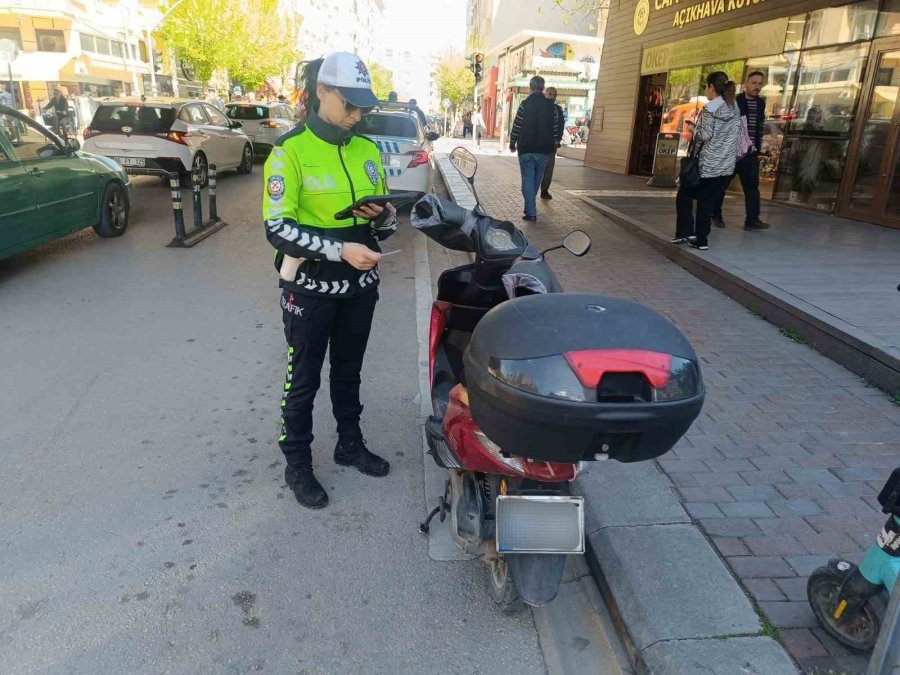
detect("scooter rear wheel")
[807,566,880,653]
[485,557,524,615]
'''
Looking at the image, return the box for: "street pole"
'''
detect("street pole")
[146,28,157,96]
[170,48,179,98]
[122,5,141,95]
[7,62,15,108]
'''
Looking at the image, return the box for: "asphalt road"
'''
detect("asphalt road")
[0,163,626,674]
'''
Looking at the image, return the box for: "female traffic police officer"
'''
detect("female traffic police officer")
[263,52,398,509]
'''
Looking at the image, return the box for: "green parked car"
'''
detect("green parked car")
[0,105,131,262]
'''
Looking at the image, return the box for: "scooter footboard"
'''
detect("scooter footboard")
[507,554,567,607]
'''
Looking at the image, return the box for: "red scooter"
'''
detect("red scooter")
[413,149,705,612]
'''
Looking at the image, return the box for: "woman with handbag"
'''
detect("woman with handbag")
[672,72,740,250]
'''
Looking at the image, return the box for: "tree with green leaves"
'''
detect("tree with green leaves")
[434,55,475,121]
[368,63,394,100]
[549,0,610,35]
[156,0,300,90]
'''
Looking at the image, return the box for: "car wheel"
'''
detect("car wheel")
[181,152,208,188]
[93,182,129,238]
[237,143,253,174]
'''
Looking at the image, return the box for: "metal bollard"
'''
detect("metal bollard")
[208,163,217,221]
[192,168,203,229]
[169,173,185,241]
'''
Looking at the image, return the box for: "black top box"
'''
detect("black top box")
[463,294,705,463]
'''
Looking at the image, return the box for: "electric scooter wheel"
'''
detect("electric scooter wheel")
[807,566,880,653]
[485,556,524,615]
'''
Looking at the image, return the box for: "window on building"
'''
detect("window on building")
[877,0,900,36]
[111,41,124,58]
[772,42,870,211]
[95,37,111,56]
[784,15,806,51]
[79,33,95,52]
[803,0,878,48]
[787,43,869,137]
[35,29,66,53]
[139,41,148,62]
[0,28,22,48]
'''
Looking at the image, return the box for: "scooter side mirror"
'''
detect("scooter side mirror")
[563,230,591,257]
[449,146,477,180]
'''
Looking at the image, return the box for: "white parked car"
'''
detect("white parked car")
[356,105,438,196]
[224,102,297,156]
[82,98,254,186]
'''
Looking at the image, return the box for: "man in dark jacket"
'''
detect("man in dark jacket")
[713,71,770,231]
[509,76,558,221]
[540,86,565,200]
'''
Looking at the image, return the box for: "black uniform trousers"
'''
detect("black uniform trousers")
[713,152,761,224]
[279,288,378,470]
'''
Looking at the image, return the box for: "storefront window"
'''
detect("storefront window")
[784,15,806,52]
[848,48,900,213]
[877,0,900,37]
[772,42,869,211]
[744,53,802,197]
[787,44,869,136]
[662,66,702,157]
[804,1,878,48]
[774,138,849,211]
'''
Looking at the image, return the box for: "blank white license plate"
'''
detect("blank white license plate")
[115,156,146,167]
[496,495,585,554]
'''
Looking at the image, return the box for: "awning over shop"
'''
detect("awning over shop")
[61,55,133,84]
[1,51,72,81]
[509,78,595,92]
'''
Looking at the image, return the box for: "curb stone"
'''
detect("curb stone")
[436,160,799,675]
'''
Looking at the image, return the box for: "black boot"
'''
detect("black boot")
[284,465,329,509]
[334,438,390,477]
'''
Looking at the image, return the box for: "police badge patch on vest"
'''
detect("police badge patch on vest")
[364,160,379,186]
[268,175,286,200]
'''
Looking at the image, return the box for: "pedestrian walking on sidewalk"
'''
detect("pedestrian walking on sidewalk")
[263,51,399,510]
[540,87,565,200]
[711,71,771,231]
[509,76,559,221]
[0,82,13,107]
[673,72,740,251]
[471,105,485,147]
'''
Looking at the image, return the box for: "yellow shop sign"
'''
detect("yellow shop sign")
[640,16,788,74]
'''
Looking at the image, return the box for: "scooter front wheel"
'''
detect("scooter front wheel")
[807,566,880,653]
[485,556,524,615]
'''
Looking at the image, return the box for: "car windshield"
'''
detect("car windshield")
[225,105,269,120]
[91,105,177,133]
[358,114,417,139]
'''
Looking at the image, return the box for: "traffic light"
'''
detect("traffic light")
[473,53,483,84]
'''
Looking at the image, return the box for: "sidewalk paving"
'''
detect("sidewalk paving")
[551,161,900,396]
[456,153,900,674]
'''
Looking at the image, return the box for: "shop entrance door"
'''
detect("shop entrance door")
[839,37,900,228]
[629,73,666,175]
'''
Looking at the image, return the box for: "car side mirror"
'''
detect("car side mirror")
[426,131,439,142]
[65,137,81,153]
[230,120,243,129]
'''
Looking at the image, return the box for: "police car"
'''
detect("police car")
[357,102,438,196]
